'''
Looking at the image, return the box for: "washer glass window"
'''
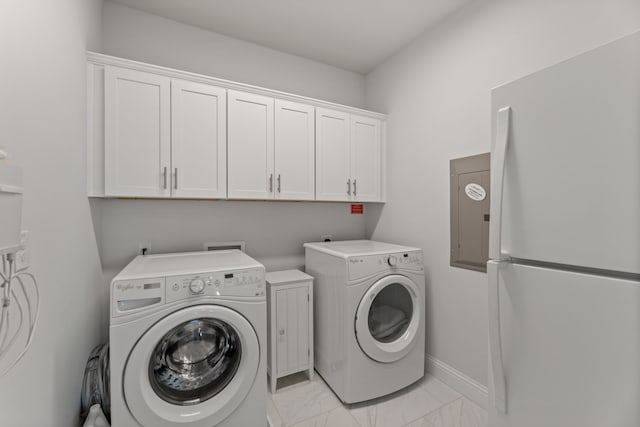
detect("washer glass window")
[149,318,241,405]
[367,282,413,343]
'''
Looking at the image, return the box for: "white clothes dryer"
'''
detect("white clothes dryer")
[109,250,267,427]
[304,240,425,404]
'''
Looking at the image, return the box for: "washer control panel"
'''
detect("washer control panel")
[166,267,265,303]
[348,250,423,281]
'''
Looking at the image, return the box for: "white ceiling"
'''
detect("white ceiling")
[109,0,474,74]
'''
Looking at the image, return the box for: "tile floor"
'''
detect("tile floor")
[267,372,488,427]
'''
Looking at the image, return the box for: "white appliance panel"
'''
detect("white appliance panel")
[492,32,640,274]
[489,262,640,427]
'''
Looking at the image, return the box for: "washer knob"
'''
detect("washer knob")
[189,278,205,294]
[387,256,398,267]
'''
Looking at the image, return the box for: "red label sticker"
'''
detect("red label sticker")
[351,204,364,214]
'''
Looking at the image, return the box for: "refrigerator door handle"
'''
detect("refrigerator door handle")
[488,261,507,413]
[489,106,512,261]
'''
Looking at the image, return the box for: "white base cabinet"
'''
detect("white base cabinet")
[266,270,314,393]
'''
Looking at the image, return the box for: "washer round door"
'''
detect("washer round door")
[355,274,421,363]
[124,305,260,427]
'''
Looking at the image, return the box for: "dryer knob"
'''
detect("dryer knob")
[387,256,398,267]
[189,278,205,294]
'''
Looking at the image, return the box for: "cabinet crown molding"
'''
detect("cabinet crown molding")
[87,51,387,120]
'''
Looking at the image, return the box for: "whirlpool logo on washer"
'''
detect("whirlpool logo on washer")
[115,283,134,291]
[349,258,364,264]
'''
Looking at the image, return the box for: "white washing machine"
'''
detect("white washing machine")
[304,240,425,404]
[109,250,267,427]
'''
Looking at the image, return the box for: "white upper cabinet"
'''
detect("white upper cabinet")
[316,108,383,202]
[316,108,351,201]
[104,65,227,199]
[227,90,275,199]
[105,66,171,197]
[89,54,386,202]
[171,80,226,199]
[350,115,381,202]
[274,100,315,201]
[228,94,315,201]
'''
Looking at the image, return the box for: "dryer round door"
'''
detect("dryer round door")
[355,274,421,363]
[124,304,260,427]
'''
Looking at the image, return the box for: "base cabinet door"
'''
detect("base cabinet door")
[104,66,170,197]
[171,80,227,199]
[275,287,310,376]
[227,90,275,199]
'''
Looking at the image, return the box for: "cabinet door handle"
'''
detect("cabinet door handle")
[353,179,357,197]
[268,174,273,192]
[277,174,281,193]
[347,179,351,195]
[162,167,167,189]
[174,168,178,190]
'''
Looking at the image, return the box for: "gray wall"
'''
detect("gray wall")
[96,3,370,327]
[0,0,104,426]
[364,0,640,386]
[98,200,366,274]
[102,1,367,108]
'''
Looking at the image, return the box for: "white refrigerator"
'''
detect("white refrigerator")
[488,31,640,427]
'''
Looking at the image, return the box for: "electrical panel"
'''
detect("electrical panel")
[450,153,490,272]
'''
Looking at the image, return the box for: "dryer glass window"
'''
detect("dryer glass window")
[149,318,242,405]
[368,283,413,343]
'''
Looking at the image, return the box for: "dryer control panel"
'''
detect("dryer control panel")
[166,267,265,303]
[348,250,423,281]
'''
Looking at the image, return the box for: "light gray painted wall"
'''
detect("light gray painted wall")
[96,199,366,333]
[102,1,367,108]
[99,200,365,273]
[364,0,640,386]
[0,1,104,426]
[97,2,369,287]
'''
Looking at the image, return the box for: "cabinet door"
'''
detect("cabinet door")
[171,80,227,199]
[275,287,310,376]
[105,66,170,197]
[228,90,274,199]
[315,108,351,201]
[274,100,315,200]
[351,115,381,202]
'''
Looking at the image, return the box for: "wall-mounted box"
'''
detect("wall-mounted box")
[450,153,490,272]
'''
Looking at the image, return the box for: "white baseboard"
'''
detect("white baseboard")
[425,354,488,409]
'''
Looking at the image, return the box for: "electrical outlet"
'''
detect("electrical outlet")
[15,230,29,270]
[138,243,151,255]
[320,234,332,242]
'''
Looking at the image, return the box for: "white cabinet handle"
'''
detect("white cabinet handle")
[162,167,167,189]
[353,179,357,197]
[277,174,281,193]
[268,174,274,193]
[347,179,351,196]
[489,106,511,261]
[174,168,178,190]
